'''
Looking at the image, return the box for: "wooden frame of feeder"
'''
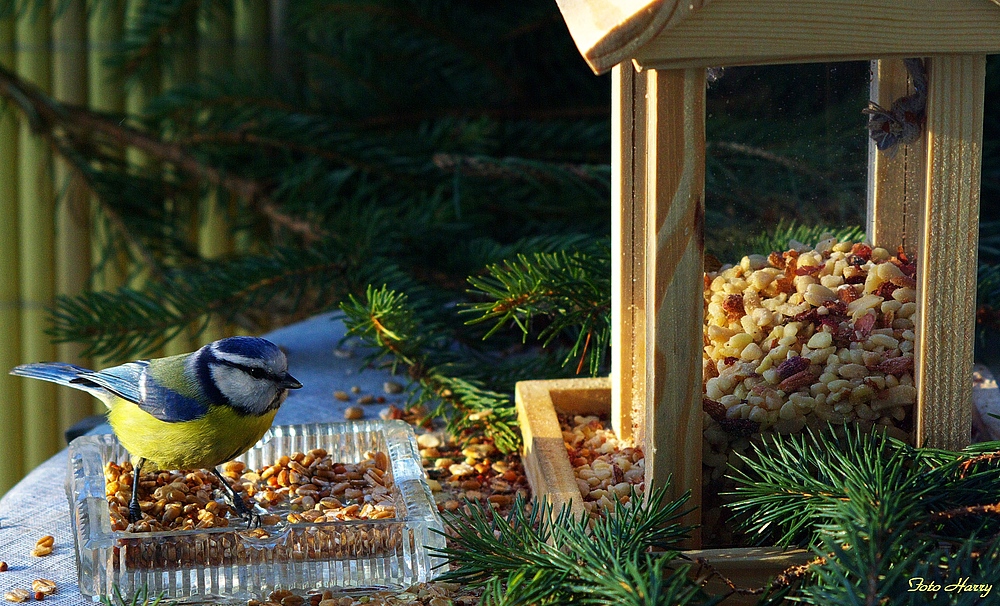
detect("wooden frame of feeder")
[515,0,1000,593]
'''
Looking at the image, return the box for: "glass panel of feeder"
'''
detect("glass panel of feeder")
[976,55,1000,370]
[704,61,868,262]
[702,61,918,547]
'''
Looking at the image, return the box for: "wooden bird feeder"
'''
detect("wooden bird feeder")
[515,0,1000,597]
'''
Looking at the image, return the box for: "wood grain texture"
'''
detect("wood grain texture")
[631,0,1000,70]
[914,55,984,450]
[555,0,711,74]
[642,68,705,545]
[611,64,646,443]
[515,378,612,521]
[866,59,923,255]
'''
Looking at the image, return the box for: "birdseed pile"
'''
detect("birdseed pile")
[559,414,645,517]
[105,449,397,533]
[417,431,531,515]
[702,238,917,543]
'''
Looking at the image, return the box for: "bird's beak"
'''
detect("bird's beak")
[280,373,303,389]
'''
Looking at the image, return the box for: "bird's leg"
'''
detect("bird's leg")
[128,458,145,524]
[211,467,260,529]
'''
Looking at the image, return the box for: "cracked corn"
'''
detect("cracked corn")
[702,240,917,541]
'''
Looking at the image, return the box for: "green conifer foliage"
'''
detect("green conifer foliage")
[6,3,1000,603]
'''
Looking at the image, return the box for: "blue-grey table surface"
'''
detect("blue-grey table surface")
[0,313,410,604]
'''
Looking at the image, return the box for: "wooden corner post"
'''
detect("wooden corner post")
[867,58,924,254]
[913,55,985,450]
[639,67,706,545]
[611,63,647,443]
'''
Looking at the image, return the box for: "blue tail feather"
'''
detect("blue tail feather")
[9,363,111,402]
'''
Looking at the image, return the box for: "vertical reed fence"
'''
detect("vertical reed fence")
[0,0,271,496]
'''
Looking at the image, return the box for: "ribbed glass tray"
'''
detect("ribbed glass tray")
[66,420,446,603]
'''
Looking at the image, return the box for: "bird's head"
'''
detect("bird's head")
[194,337,302,416]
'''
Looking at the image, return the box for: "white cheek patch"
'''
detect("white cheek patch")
[211,365,253,399]
[210,364,277,416]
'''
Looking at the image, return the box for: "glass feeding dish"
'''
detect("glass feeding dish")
[66,420,446,603]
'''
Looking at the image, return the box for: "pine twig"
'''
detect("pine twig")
[928,502,1000,524]
[0,62,323,243]
[770,556,826,589]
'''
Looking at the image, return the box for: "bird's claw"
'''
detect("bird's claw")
[230,492,261,529]
[128,501,142,524]
[243,511,262,530]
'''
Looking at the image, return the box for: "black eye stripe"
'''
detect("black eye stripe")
[215,359,282,383]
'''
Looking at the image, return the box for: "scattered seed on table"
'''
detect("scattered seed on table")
[350,386,361,394]
[333,390,350,402]
[33,593,43,602]
[383,380,403,394]
[344,406,364,420]
[0,562,7,572]
[31,580,55,596]
[3,589,28,603]
[417,433,441,449]
[357,394,374,405]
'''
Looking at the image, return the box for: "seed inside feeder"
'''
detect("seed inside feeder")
[702,239,917,544]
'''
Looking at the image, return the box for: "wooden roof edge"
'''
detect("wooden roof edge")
[558,0,1000,74]
[555,0,710,74]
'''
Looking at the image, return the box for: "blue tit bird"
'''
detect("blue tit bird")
[10,336,302,528]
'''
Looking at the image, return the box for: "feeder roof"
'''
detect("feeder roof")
[558,0,1000,74]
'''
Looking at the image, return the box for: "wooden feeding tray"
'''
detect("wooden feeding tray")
[515,377,809,603]
[514,0,1000,596]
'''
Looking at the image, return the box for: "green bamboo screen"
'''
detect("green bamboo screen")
[0,0,270,496]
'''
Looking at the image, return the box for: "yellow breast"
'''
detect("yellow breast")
[106,397,278,470]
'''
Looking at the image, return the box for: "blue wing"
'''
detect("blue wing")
[79,361,209,423]
[77,362,146,404]
[131,372,209,422]
[12,360,209,422]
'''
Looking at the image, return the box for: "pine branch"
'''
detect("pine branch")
[464,242,612,376]
[0,62,322,243]
[976,263,1000,335]
[340,285,524,453]
[434,486,711,605]
[116,0,201,81]
[432,153,610,189]
[707,140,833,181]
[50,246,405,360]
[729,428,1000,604]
